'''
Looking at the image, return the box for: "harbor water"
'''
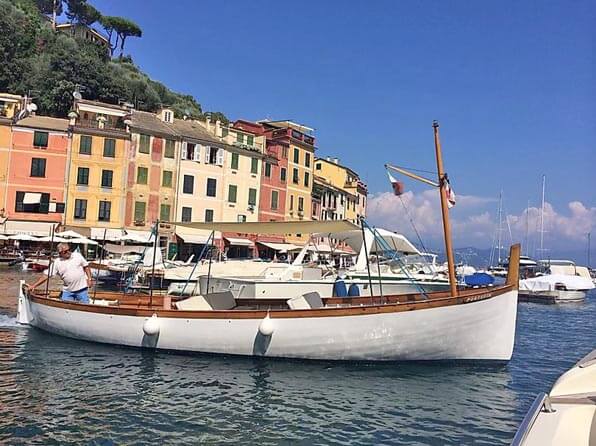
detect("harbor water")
[0,268,594,445]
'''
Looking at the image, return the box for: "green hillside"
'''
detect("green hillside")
[0,0,228,122]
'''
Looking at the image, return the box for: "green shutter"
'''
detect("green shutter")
[80,135,92,154]
[137,167,148,184]
[103,138,116,157]
[139,134,150,153]
[247,135,254,146]
[251,158,258,174]
[271,190,278,210]
[228,185,237,203]
[162,170,172,187]
[160,204,171,221]
[165,140,175,158]
[236,132,243,143]
[134,201,146,221]
[33,131,48,147]
[248,188,257,206]
[231,153,239,170]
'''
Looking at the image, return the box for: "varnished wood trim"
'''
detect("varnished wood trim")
[29,285,515,320]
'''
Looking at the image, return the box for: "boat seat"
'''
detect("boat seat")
[287,292,324,310]
[175,291,236,311]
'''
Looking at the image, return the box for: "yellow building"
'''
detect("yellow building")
[0,93,22,216]
[0,93,23,119]
[65,100,131,231]
[314,157,367,224]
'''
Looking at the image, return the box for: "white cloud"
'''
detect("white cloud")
[367,191,595,250]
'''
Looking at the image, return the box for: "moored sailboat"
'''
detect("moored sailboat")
[16,122,521,361]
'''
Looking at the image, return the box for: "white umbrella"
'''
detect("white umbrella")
[69,237,98,245]
[8,234,36,241]
[35,236,68,243]
[0,234,8,240]
[55,230,84,239]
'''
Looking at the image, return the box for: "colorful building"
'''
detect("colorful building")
[313,157,368,224]
[4,115,69,234]
[65,100,131,232]
[127,109,179,233]
[0,93,23,218]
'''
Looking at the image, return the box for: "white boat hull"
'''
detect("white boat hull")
[518,290,586,303]
[18,286,518,361]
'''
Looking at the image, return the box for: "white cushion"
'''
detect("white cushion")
[287,292,324,310]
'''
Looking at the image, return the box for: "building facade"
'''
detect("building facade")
[5,116,69,231]
[65,100,131,232]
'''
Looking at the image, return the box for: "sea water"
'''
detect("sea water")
[0,267,594,445]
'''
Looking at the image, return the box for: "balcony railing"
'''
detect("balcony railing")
[75,119,127,132]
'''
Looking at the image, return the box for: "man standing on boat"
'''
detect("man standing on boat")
[26,242,93,303]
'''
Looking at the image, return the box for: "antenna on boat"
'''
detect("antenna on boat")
[149,221,159,307]
[432,121,458,297]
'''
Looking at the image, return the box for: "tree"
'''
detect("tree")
[105,16,142,57]
[99,15,119,56]
[65,0,100,26]
[35,0,63,16]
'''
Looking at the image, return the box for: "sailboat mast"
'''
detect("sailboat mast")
[497,190,503,265]
[524,200,529,257]
[539,174,545,257]
[432,121,457,297]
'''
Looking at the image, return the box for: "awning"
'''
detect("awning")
[91,228,125,241]
[56,230,85,239]
[172,220,359,235]
[326,228,419,255]
[104,243,146,254]
[257,241,302,252]
[224,237,253,247]
[90,228,153,243]
[175,226,213,244]
[0,220,58,236]
[23,193,42,204]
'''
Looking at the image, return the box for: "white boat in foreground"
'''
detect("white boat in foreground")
[519,274,594,303]
[16,123,521,362]
[512,348,596,445]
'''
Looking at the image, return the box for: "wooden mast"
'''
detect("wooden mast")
[433,121,458,297]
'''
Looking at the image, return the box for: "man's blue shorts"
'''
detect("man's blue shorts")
[61,287,89,304]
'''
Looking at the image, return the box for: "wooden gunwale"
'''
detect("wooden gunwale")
[27,284,514,319]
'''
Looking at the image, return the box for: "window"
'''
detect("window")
[164,139,175,158]
[298,197,304,212]
[231,152,239,170]
[293,148,299,163]
[137,167,148,184]
[228,185,237,203]
[207,146,221,165]
[74,199,87,219]
[79,135,92,154]
[248,188,257,206]
[162,170,173,188]
[282,147,288,159]
[206,178,217,197]
[247,134,254,146]
[160,204,171,222]
[315,163,321,170]
[271,190,279,210]
[77,167,89,185]
[289,195,294,211]
[33,131,48,148]
[103,138,116,157]
[305,153,311,168]
[280,167,286,182]
[183,175,194,194]
[264,162,271,177]
[101,170,113,188]
[236,132,244,144]
[304,172,310,188]
[237,214,246,222]
[251,158,258,174]
[139,134,150,153]
[204,209,214,222]
[292,168,299,184]
[30,158,46,177]
[98,201,111,221]
[15,191,50,214]
[183,142,196,160]
[181,207,192,222]
[134,201,146,222]
[222,127,228,138]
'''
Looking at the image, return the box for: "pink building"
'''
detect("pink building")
[5,116,69,229]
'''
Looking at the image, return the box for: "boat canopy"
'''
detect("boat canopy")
[172,220,359,235]
[519,274,595,292]
[328,228,420,255]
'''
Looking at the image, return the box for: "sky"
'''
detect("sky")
[91,0,595,255]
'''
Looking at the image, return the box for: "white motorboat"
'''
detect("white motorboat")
[16,122,521,362]
[512,348,596,445]
[518,274,594,303]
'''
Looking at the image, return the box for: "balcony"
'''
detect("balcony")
[232,141,263,152]
[75,118,127,133]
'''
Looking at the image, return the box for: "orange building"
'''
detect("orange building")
[4,115,69,234]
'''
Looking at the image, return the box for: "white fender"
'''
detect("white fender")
[142,313,160,336]
[258,314,275,336]
[17,280,33,325]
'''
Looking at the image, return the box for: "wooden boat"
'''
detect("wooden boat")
[16,122,521,361]
[511,348,596,445]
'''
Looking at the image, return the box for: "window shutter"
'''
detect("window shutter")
[216,148,224,166]
[193,144,201,161]
[181,142,187,160]
[204,146,210,163]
